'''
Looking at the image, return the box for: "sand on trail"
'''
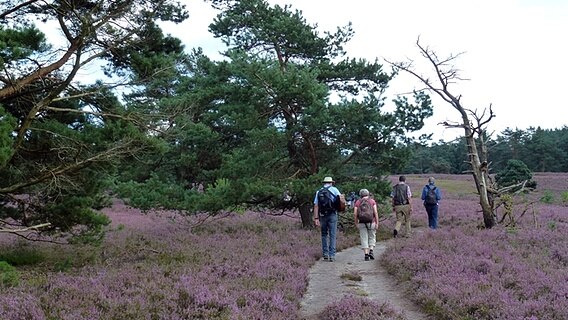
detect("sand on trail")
[299,240,432,320]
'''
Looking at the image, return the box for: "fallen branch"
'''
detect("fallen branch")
[0,222,51,233]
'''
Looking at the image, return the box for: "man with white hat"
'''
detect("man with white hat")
[313,176,342,262]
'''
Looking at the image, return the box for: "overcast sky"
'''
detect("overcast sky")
[162,0,568,141]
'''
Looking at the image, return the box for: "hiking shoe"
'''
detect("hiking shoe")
[329,257,335,262]
[393,229,398,238]
[368,250,374,260]
[364,254,370,261]
[323,256,329,261]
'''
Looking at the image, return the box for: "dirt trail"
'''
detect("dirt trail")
[299,240,432,320]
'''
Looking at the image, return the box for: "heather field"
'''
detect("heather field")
[382,172,568,320]
[0,201,362,320]
[1,173,567,319]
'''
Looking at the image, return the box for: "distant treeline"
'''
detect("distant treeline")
[403,126,568,174]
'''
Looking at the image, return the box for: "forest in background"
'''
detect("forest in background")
[404,126,568,174]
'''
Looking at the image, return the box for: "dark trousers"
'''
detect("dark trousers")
[424,204,439,229]
[319,213,338,258]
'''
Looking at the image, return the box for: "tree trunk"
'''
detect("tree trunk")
[386,38,499,229]
[299,203,314,229]
[465,131,496,228]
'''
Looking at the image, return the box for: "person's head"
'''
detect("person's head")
[322,176,334,184]
[428,177,435,184]
[359,188,370,197]
[399,175,406,182]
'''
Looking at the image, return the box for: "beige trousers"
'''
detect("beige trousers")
[394,204,412,234]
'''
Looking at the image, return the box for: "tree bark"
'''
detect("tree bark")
[299,203,314,229]
[464,130,495,228]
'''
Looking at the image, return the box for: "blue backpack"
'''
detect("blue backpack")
[317,187,336,215]
[425,186,437,205]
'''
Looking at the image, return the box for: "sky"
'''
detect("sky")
[150,0,568,141]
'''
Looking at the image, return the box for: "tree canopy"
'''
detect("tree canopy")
[0,0,189,242]
[1,0,433,238]
[114,0,433,226]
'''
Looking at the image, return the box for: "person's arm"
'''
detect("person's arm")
[353,206,359,225]
[407,185,412,211]
[373,204,379,229]
[313,191,320,226]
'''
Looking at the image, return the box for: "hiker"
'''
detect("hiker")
[421,176,442,229]
[391,175,412,238]
[353,189,379,261]
[346,191,358,209]
[313,176,342,262]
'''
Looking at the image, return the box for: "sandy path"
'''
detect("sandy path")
[299,240,432,320]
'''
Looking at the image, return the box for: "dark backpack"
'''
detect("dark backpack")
[357,198,374,223]
[317,187,336,215]
[393,184,409,205]
[425,186,437,205]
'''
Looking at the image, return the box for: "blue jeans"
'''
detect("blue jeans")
[425,204,439,229]
[319,212,338,258]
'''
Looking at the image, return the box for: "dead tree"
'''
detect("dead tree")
[386,38,498,228]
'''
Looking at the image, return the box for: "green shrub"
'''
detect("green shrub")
[561,191,568,204]
[540,190,555,204]
[495,160,536,189]
[0,247,44,266]
[0,261,20,287]
[54,257,73,272]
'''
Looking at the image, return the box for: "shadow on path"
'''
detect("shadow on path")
[299,240,432,320]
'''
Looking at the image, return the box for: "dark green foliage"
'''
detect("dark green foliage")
[0,25,49,68]
[3,0,434,232]
[405,126,568,174]
[495,159,536,189]
[115,0,433,221]
[0,105,16,167]
[0,247,44,266]
[0,1,189,242]
[402,138,469,174]
[522,127,567,172]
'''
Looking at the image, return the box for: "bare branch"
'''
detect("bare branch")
[0,39,81,99]
[0,222,51,233]
[387,37,500,228]
[0,0,40,19]
[0,141,138,193]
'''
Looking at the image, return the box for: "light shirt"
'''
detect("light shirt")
[313,183,341,205]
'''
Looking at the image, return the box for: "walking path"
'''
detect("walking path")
[299,240,432,320]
